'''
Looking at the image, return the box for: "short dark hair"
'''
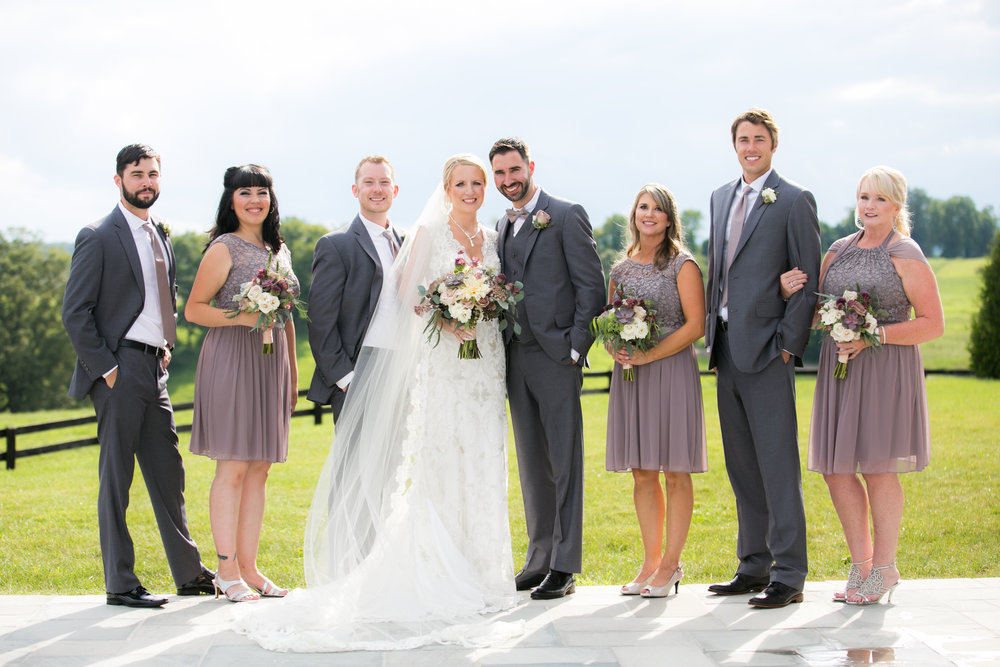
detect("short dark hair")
[489,137,530,163]
[207,164,284,253]
[730,107,780,147]
[116,143,160,177]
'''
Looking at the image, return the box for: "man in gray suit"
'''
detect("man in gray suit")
[62,144,213,607]
[307,156,402,422]
[704,109,821,608]
[491,138,606,600]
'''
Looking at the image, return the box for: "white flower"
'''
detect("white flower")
[457,275,491,301]
[448,302,472,323]
[633,305,646,320]
[830,322,858,343]
[257,293,280,314]
[247,284,263,301]
[864,312,878,334]
[820,307,843,326]
[620,320,649,341]
[842,289,858,302]
[761,187,777,204]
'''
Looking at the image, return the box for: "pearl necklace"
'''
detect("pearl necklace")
[450,216,481,243]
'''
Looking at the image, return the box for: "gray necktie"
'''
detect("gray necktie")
[722,185,753,309]
[506,207,528,221]
[381,230,399,259]
[143,223,177,346]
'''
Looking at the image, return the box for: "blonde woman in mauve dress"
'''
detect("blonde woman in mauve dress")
[781,166,944,605]
[605,184,707,599]
[186,165,298,603]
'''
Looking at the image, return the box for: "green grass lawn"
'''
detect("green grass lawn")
[1,255,996,593]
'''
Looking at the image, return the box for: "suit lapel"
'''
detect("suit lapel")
[713,181,740,276]
[151,215,176,286]
[351,216,383,306]
[496,215,510,261]
[520,189,548,263]
[113,209,145,298]
[732,170,781,263]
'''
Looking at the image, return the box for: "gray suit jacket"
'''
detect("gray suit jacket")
[62,206,176,400]
[705,170,821,373]
[496,189,606,365]
[307,216,399,405]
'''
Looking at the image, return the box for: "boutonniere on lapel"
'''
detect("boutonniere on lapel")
[760,188,777,205]
[532,210,551,231]
[157,221,171,237]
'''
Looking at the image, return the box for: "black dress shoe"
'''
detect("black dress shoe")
[748,581,804,608]
[107,585,168,608]
[176,568,216,596]
[530,570,576,600]
[515,569,547,591]
[708,573,770,596]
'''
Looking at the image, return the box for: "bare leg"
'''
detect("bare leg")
[861,473,903,587]
[630,469,664,584]
[824,473,874,591]
[209,460,258,599]
[649,472,693,586]
[237,461,276,590]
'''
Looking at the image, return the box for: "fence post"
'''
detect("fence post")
[5,427,15,471]
[313,402,323,426]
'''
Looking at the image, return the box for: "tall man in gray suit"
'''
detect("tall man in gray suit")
[307,156,402,422]
[62,144,213,607]
[705,109,821,608]
[491,138,606,600]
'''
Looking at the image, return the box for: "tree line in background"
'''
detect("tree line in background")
[2,188,999,411]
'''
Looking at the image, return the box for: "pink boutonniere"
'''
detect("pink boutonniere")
[532,210,551,230]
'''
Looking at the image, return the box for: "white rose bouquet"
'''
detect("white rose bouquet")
[590,285,661,381]
[415,250,524,359]
[228,253,306,353]
[815,285,884,379]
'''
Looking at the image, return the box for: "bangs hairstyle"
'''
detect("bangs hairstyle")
[442,153,489,191]
[855,165,911,236]
[207,164,284,252]
[625,183,686,270]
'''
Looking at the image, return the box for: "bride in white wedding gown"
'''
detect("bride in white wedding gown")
[232,155,522,652]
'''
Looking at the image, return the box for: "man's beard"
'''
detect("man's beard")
[500,176,532,203]
[122,185,159,209]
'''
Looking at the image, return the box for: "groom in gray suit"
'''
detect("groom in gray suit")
[705,108,821,608]
[491,138,606,600]
[307,156,402,422]
[62,144,212,607]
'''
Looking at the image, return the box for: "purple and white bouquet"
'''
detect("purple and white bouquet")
[815,285,883,379]
[590,285,661,381]
[229,253,305,353]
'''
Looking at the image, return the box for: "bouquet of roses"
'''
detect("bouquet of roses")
[590,285,661,381]
[228,253,306,354]
[415,250,524,359]
[815,285,884,379]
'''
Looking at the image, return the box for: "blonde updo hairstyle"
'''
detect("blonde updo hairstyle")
[625,183,686,270]
[856,165,912,237]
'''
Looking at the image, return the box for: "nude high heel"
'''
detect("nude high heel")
[640,566,683,598]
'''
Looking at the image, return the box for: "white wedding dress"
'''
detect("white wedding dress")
[232,186,521,652]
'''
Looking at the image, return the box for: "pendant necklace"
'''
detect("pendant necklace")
[450,216,481,243]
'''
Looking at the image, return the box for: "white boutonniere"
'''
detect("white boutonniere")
[532,210,551,230]
[761,188,777,204]
[157,221,171,237]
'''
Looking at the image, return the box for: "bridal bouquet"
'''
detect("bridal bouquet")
[815,285,884,379]
[415,250,524,359]
[228,253,306,354]
[590,285,661,381]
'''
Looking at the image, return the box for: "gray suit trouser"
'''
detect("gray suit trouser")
[714,328,808,589]
[89,347,202,593]
[507,340,584,575]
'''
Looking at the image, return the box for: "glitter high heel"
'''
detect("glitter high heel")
[846,563,899,606]
[833,557,872,603]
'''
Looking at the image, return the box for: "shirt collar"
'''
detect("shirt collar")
[118,201,153,232]
[740,168,773,194]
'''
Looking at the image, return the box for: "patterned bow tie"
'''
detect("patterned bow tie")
[506,207,529,220]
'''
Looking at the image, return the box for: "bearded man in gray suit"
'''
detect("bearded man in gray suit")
[307,156,402,422]
[62,144,213,607]
[491,137,606,600]
[704,108,821,608]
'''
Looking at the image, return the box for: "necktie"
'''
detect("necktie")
[506,207,528,221]
[722,185,753,309]
[143,223,177,346]
[381,230,399,259]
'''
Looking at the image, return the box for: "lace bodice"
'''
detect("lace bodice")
[610,251,698,337]
[209,233,298,306]
[822,232,928,324]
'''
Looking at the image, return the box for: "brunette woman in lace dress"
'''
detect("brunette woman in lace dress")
[605,184,707,598]
[186,165,298,602]
[781,166,944,605]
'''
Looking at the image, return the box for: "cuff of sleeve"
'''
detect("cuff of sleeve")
[570,348,580,363]
[103,365,118,379]
[337,371,354,390]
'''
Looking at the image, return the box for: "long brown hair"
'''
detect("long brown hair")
[625,183,686,270]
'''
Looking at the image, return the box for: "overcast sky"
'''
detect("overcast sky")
[2,0,998,245]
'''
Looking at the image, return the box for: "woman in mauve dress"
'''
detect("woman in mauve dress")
[604,184,707,599]
[781,166,944,605]
[186,165,298,603]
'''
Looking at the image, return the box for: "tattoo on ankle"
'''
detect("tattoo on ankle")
[217,554,229,561]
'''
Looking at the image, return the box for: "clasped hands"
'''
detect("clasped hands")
[606,343,649,366]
